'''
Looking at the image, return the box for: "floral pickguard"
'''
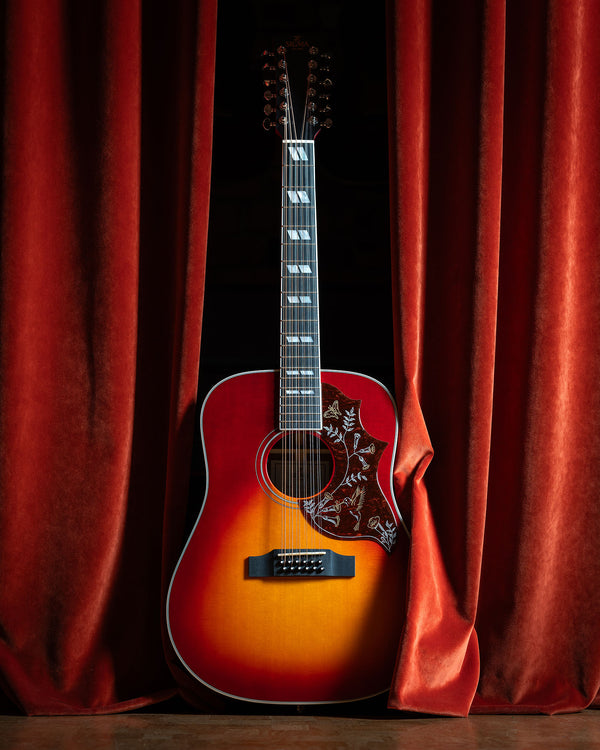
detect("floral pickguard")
[300,383,398,553]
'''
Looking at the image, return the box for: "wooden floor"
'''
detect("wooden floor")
[1,709,600,749]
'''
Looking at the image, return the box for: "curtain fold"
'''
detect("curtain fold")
[0,0,217,715]
[387,0,600,716]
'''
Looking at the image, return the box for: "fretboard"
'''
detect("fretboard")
[279,139,322,431]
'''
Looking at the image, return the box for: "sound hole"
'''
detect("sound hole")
[266,432,334,499]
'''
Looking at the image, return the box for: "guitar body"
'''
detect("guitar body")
[166,369,407,705]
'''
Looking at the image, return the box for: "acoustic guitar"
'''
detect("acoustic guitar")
[166,41,408,705]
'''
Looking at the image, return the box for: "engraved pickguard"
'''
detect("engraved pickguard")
[300,382,398,553]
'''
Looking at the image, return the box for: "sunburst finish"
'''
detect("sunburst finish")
[167,370,407,704]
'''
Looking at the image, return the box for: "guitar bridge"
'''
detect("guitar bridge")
[248,549,355,578]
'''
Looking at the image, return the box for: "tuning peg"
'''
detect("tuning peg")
[263,78,276,87]
[264,104,275,115]
[264,90,275,100]
[309,46,319,55]
[262,49,274,57]
[321,118,333,128]
[321,78,333,89]
[263,118,276,130]
[308,59,318,70]
[263,63,276,72]
[279,73,288,83]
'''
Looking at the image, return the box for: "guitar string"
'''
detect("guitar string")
[294,55,310,560]
[284,46,297,561]
[281,47,291,562]
[299,66,314,556]
[280,47,323,565]
[289,49,296,561]
[282,127,288,562]
[301,109,313,556]
[306,93,319,555]
[300,82,316,555]
[290,55,303,559]
[302,75,315,558]
[284,57,293,562]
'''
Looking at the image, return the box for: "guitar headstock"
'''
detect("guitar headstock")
[262,43,333,141]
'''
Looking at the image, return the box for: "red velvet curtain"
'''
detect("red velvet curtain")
[0,0,217,714]
[387,0,600,715]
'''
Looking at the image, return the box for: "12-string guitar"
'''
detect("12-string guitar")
[166,42,408,705]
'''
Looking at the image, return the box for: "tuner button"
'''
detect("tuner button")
[262,63,276,72]
[307,87,316,97]
[262,118,276,130]
[321,78,333,88]
[308,59,318,70]
[264,90,275,100]
[321,118,333,128]
[320,53,332,61]
[309,46,319,55]
[261,49,274,57]
[319,105,332,114]
[263,104,275,115]
[307,74,317,84]
[263,78,276,87]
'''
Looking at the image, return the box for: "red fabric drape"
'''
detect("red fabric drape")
[3,0,600,718]
[387,0,600,715]
[0,0,217,714]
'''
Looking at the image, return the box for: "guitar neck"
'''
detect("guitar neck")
[279,139,322,431]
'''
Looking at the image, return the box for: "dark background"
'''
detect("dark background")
[199,0,393,399]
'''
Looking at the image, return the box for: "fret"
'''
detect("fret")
[281,330,320,338]
[279,408,323,416]
[279,324,319,335]
[278,413,323,420]
[278,422,324,427]
[279,408,322,414]
[281,360,320,367]
[281,384,319,391]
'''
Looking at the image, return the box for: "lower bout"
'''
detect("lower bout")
[170,548,403,704]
